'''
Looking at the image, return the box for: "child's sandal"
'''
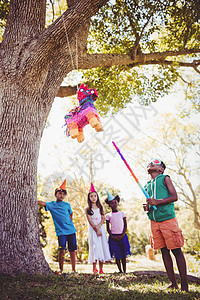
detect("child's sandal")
[55,270,62,275]
[93,267,98,275]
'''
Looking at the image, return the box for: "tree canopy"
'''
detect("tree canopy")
[1,0,199,114]
[41,0,200,114]
[84,0,200,114]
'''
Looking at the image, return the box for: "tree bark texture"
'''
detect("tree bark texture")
[0,0,109,275]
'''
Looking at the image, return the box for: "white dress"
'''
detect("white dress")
[88,208,112,264]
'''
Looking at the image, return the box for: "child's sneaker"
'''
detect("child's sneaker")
[99,269,104,274]
[93,267,98,275]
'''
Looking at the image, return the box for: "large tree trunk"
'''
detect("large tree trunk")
[0,0,109,275]
[0,87,53,274]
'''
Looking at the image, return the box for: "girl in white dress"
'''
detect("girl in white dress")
[85,183,111,274]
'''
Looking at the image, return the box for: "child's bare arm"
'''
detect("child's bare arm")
[147,176,178,206]
[117,217,127,240]
[85,208,102,236]
[85,208,97,230]
[106,220,118,241]
[106,220,111,235]
[96,214,105,230]
[38,201,46,207]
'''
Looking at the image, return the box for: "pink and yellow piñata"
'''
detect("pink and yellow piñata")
[64,84,103,143]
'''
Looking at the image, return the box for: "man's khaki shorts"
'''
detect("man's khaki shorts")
[150,217,184,250]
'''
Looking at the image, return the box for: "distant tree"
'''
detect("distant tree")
[38,206,49,247]
[177,207,200,257]
[0,0,9,25]
[154,113,200,230]
[37,176,50,247]
[126,108,200,231]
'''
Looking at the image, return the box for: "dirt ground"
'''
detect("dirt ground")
[45,253,200,278]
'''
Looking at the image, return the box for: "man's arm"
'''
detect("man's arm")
[38,201,46,207]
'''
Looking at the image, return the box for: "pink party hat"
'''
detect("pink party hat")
[89,182,96,193]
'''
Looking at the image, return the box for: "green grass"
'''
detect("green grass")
[1,272,200,300]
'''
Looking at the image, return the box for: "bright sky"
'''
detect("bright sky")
[38,88,188,200]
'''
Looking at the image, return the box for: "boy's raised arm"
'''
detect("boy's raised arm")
[38,200,46,207]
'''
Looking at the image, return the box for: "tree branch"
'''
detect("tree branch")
[125,4,153,60]
[137,59,200,75]
[56,85,77,97]
[21,0,109,75]
[192,59,200,74]
[177,74,192,85]
[132,59,199,68]
[67,0,75,6]
[77,49,200,70]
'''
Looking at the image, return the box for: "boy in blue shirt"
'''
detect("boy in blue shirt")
[38,180,77,274]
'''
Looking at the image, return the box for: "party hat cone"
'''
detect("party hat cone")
[59,179,66,190]
[106,191,115,201]
[89,182,96,193]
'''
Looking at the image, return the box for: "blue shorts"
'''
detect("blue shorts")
[58,233,77,252]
